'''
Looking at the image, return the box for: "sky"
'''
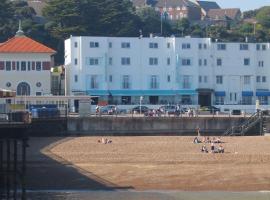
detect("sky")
[203,0,269,11]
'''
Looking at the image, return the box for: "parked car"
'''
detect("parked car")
[231,109,241,115]
[99,105,126,115]
[132,106,149,114]
[200,106,220,114]
[159,105,185,115]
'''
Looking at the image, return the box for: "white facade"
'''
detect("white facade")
[65,36,270,108]
[0,53,52,96]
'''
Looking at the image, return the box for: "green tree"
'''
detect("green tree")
[173,18,190,36]
[43,0,86,39]
[136,7,161,35]
[256,6,270,28]
[0,0,15,42]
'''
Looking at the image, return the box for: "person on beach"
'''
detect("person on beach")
[218,144,224,153]
[211,142,215,153]
[201,145,208,153]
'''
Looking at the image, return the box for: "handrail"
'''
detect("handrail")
[224,111,262,136]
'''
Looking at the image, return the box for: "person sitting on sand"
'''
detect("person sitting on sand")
[218,144,224,153]
[201,145,208,153]
[211,142,215,153]
[193,137,201,144]
[216,137,222,143]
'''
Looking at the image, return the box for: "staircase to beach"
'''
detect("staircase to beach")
[223,111,266,136]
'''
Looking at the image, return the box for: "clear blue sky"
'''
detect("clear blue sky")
[207,0,269,11]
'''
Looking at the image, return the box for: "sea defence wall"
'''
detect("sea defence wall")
[67,116,256,136]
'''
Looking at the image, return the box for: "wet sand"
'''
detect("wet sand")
[26,136,270,191]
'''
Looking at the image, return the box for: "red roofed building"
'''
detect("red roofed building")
[0,24,56,96]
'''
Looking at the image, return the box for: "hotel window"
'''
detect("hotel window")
[256,44,260,50]
[216,58,222,66]
[242,96,252,105]
[27,62,31,71]
[149,42,158,48]
[258,96,268,105]
[198,43,202,49]
[12,61,15,70]
[262,76,267,83]
[215,96,224,105]
[109,57,112,65]
[167,75,171,82]
[109,75,113,82]
[182,59,191,66]
[204,76,208,83]
[167,58,170,65]
[216,76,223,84]
[182,43,191,49]
[74,42,78,48]
[149,57,158,65]
[89,58,99,65]
[259,61,264,67]
[167,43,171,48]
[240,44,249,50]
[121,57,130,65]
[74,75,78,83]
[150,75,159,89]
[109,42,112,48]
[121,42,130,48]
[244,76,250,85]
[262,44,266,50]
[16,61,20,71]
[204,59,207,66]
[32,62,35,70]
[183,76,191,89]
[122,75,130,89]
[217,44,226,50]
[36,62,41,71]
[74,58,78,65]
[90,75,98,89]
[21,61,26,71]
[5,61,11,71]
[203,44,207,49]
[90,41,99,48]
[244,58,250,66]
[256,76,261,83]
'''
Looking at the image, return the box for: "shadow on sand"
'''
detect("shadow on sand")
[25,137,133,199]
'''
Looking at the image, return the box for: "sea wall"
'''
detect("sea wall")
[67,116,248,136]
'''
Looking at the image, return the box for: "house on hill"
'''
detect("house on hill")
[207,8,242,25]
[195,0,220,19]
[132,0,202,21]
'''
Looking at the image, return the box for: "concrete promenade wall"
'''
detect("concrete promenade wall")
[67,117,250,136]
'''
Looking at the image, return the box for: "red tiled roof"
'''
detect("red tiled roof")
[207,8,241,20]
[0,36,56,54]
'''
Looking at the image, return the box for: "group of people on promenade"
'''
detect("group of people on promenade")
[193,135,224,153]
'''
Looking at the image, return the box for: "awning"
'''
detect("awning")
[86,90,109,96]
[110,90,143,96]
[215,91,226,96]
[256,91,270,96]
[242,91,253,96]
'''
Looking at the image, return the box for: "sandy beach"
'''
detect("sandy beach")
[26,136,270,191]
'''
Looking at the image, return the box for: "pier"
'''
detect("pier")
[0,113,30,200]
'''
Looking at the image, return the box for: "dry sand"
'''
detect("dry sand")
[27,136,270,191]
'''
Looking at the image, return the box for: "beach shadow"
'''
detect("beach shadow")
[24,137,133,191]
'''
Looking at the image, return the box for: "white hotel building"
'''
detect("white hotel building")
[65,36,270,110]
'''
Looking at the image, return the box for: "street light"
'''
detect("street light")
[140,96,143,115]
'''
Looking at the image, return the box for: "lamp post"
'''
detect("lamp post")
[140,96,143,115]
